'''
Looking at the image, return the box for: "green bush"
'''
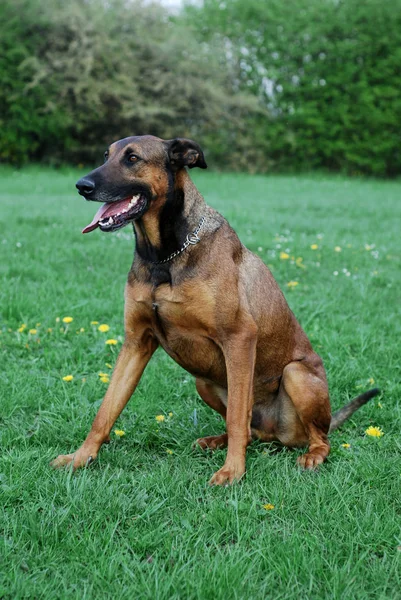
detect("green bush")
[185,0,401,176]
[1,0,400,175]
[0,0,261,167]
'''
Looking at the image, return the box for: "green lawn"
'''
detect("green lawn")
[1,166,400,599]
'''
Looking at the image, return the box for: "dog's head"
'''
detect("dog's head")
[77,135,207,234]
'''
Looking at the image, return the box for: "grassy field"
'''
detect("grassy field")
[1,165,400,599]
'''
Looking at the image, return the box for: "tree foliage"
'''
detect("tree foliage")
[1,0,400,175]
[184,0,401,176]
[0,0,261,167]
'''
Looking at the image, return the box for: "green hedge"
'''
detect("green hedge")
[0,0,260,168]
[185,0,401,176]
[1,0,400,175]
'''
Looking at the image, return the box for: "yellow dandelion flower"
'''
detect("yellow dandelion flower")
[262,503,275,511]
[62,316,73,324]
[155,415,165,422]
[79,327,85,333]
[168,412,173,417]
[280,252,289,260]
[47,328,53,333]
[62,375,74,382]
[98,324,110,333]
[29,329,37,335]
[287,281,299,288]
[98,371,108,377]
[105,363,113,369]
[100,376,110,383]
[114,429,125,437]
[55,317,60,323]
[36,323,41,327]
[17,325,26,333]
[310,244,318,250]
[295,257,306,269]
[91,321,99,325]
[365,426,383,438]
[105,339,118,345]
[334,246,342,252]
[341,443,351,449]
[368,377,375,385]
[166,449,174,455]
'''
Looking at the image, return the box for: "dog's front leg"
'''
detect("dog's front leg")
[209,321,257,486]
[51,333,157,470]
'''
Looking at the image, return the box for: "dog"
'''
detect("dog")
[51,135,379,485]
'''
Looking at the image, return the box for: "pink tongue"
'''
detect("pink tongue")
[82,198,132,234]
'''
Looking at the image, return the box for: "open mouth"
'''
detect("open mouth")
[82,194,148,234]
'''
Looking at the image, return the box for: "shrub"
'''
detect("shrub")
[0,0,261,167]
[185,0,401,176]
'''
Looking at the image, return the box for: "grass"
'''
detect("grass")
[0,165,400,599]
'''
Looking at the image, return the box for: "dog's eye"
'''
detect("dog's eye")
[128,154,139,163]
[104,151,109,162]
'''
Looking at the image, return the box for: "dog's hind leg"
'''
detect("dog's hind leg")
[279,355,331,469]
[194,379,228,450]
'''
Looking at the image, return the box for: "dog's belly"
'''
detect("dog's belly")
[156,329,227,384]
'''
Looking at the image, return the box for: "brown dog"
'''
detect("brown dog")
[51,135,379,485]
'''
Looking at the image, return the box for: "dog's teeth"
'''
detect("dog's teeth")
[108,217,113,224]
[129,194,140,208]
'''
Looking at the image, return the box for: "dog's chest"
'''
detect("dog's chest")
[128,279,223,378]
[151,282,216,343]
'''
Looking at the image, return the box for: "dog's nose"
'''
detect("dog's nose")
[76,177,95,197]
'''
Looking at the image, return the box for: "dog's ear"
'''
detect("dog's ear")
[166,138,207,170]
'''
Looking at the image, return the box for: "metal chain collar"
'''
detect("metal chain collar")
[154,216,206,265]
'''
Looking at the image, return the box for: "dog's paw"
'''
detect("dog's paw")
[209,461,245,486]
[194,434,228,450]
[297,452,325,470]
[50,449,96,470]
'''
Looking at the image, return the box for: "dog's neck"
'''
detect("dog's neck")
[133,169,206,264]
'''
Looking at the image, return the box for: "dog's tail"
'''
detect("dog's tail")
[329,388,380,433]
